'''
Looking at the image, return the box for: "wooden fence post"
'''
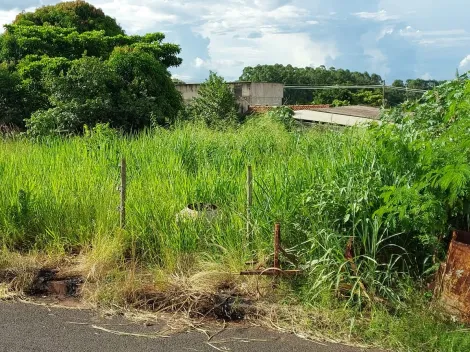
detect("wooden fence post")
[274,223,280,269]
[246,165,253,240]
[120,157,127,229]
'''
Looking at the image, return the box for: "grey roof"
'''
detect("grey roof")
[311,105,382,120]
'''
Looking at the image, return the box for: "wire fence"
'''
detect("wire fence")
[284,84,428,93]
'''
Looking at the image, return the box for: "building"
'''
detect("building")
[175,82,284,113]
[293,105,382,126]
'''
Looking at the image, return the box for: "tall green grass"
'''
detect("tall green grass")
[2,116,470,350]
[0,116,416,300]
[0,120,363,257]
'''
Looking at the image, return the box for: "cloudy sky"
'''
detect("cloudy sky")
[1,0,469,83]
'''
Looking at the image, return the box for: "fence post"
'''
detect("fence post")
[274,223,280,270]
[246,165,253,240]
[382,80,386,108]
[120,157,127,229]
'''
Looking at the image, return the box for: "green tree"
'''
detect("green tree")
[190,72,239,128]
[26,57,117,137]
[0,25,182,65]
[0,64,30,127]
[240,64,383,105]
[13,0,124,36]
[239,64,444,107]
[16,55,72,114]
[0,1,183,133]
[26,49,183,136]
[387,79,406,106]
[352,90,383,107]
[108,47,182,129]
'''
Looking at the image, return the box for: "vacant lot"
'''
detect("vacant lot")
[1,96,470,351]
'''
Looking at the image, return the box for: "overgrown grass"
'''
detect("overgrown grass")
[1,115,469,351]
[1,117,363,269]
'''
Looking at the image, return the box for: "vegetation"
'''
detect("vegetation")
[188,72,239,128]
[1,107,469,349]
[0,1,182,133]
[13,0,124,36]
[240,64,445,106]
[2,69,470,350]
[0,64,30,127]
[1,2,470,351]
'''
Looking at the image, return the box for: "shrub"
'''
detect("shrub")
[267,106,295,130]
[189,72,239,128]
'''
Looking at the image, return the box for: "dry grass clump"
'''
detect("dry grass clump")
[81,258,267,321]
[0,283,16,300]
[0,250,378,348]
[0,249,72,293]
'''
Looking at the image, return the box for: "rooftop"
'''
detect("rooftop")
[310,105,382,120]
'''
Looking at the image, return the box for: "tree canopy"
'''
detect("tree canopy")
[13,0,124,36]
[0,1,183,134]
[240,64,383,105]
[240,64,444,107]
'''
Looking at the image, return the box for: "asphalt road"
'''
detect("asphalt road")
[0,301,380,352]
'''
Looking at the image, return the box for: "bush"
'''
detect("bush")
[367,74,470,267]
[189,72,239,128]
[267,106,295,130]
[331,99,349,107]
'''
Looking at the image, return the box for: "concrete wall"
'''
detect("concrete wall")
[176,84,201,101]
[176,82,284,113]
[249,83,284,106]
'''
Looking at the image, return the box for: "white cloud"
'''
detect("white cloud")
[188,0,337,79]
[364,48,390,77]
[97,1,179,34]
[377,26,394,40]
[253,0,287,11]
[378,0,469,30]
[194,57,205,68]
[359,29,391,78]
[459,55,470,69]
[418,36,470,47]
[193,56,244,72]
[197,3,307,37]
[171,73,192,82]
[202,31,337,80]
[353,10,398,22]
[399,26,421,37]
[421,72,432,80]
[0,9,20,32]
[400,26,466,38]
[399,25,470,47]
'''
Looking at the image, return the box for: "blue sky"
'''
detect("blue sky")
[1,0,469,83]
